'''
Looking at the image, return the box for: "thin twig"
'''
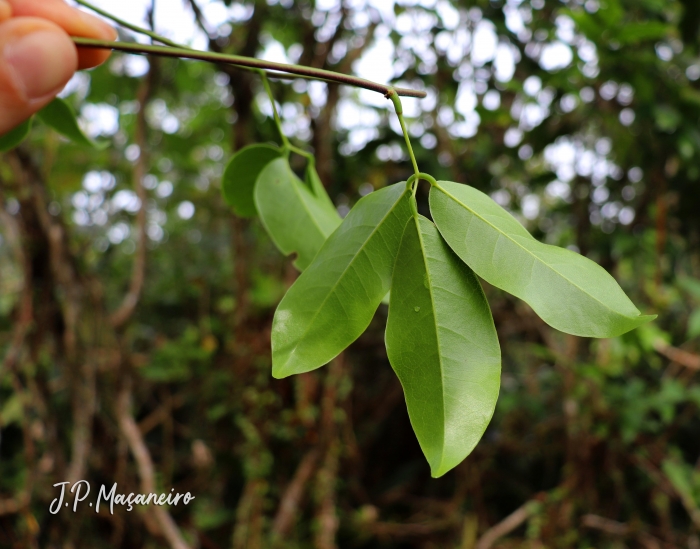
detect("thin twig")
[71,37,426,98]
[581,514,664,549]
[313,357,346,549]
[110,50,154,328]
[117,382,191,549]
[653,340,700,370]
[270,449,320,543]
[139,393,186,435]
[475,499,542,549]
[581,514,629,536]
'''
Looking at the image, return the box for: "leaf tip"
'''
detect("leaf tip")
[271,367,287,380]
[429,460,455,478]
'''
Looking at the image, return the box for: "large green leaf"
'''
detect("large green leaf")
[222,144,281,217]
[430,181,655,338]
[255,157,341,271]
[37,98,107,149]
[385,214,501,478]
[0,117,32,152]
[272,183,412,378]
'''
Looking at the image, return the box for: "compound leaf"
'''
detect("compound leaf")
[0,117,32,152]
[37,98,107,149]
[222,143,281,217]
[255,157,341,271]
[272,183,412,378]
[430,181,655,338]
[386,215,501,478]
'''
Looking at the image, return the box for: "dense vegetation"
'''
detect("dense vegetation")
[1,0,700,547]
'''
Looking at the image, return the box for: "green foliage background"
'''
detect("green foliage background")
[1,0,700,547]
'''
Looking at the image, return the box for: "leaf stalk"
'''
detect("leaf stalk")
[387,89,421,189]
[260,71,291,150]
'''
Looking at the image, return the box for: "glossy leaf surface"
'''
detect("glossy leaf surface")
[272,183,412,378]
[386,215,501,477]
[37,98,107,149]
[255,157,341,271]
[430,181,655,338]
[222,144,281,217]
[0,118,32,152]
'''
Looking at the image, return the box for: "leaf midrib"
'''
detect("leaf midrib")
[435,183,636,322]
[414,216,447,474]
[280,186,408,369]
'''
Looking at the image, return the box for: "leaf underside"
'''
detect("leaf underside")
[37,98,107,149]
[386,215,501,477]
[305,162,337,215]
[255,157,341,271]
[222,143,281,217]
[0,117,32,152]
[430,181,655,338]
[272,182,413,378]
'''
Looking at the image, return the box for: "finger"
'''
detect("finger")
[0,1,11,23]
[7,0,116,69]
[0,18,78,135]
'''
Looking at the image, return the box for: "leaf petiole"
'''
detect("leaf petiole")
[260,71,291,150]
[387,89,421,182]
[407,173,437,187]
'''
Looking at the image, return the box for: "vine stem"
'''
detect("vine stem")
[73,0,183,48]
[70,37,427,99]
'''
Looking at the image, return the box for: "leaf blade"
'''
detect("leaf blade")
[0,117,32,152]
[37,98,107,149]
[222,144,281,217]
[304,162,337,215]
[272,183,412,378]
[430,181,654,338]
[386,215,501,477]
[255,157,341,271]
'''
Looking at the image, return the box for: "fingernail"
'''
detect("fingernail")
[4,30,76,100]
[78,10,118,40]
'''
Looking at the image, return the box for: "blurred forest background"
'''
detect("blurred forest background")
[1,0,700,547]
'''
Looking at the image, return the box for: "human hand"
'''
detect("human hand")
[0,0,116,135]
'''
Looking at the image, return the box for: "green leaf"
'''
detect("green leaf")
[37,98,107,149]
[0,117,32,152]
[385,215,501,478]
[430,181,655,338]
[271,182,412,378]
[304,162,337,215]
[255,157,341,271]
[222,144,281,217]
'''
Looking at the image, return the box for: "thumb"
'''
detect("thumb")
[0,18,78,135]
